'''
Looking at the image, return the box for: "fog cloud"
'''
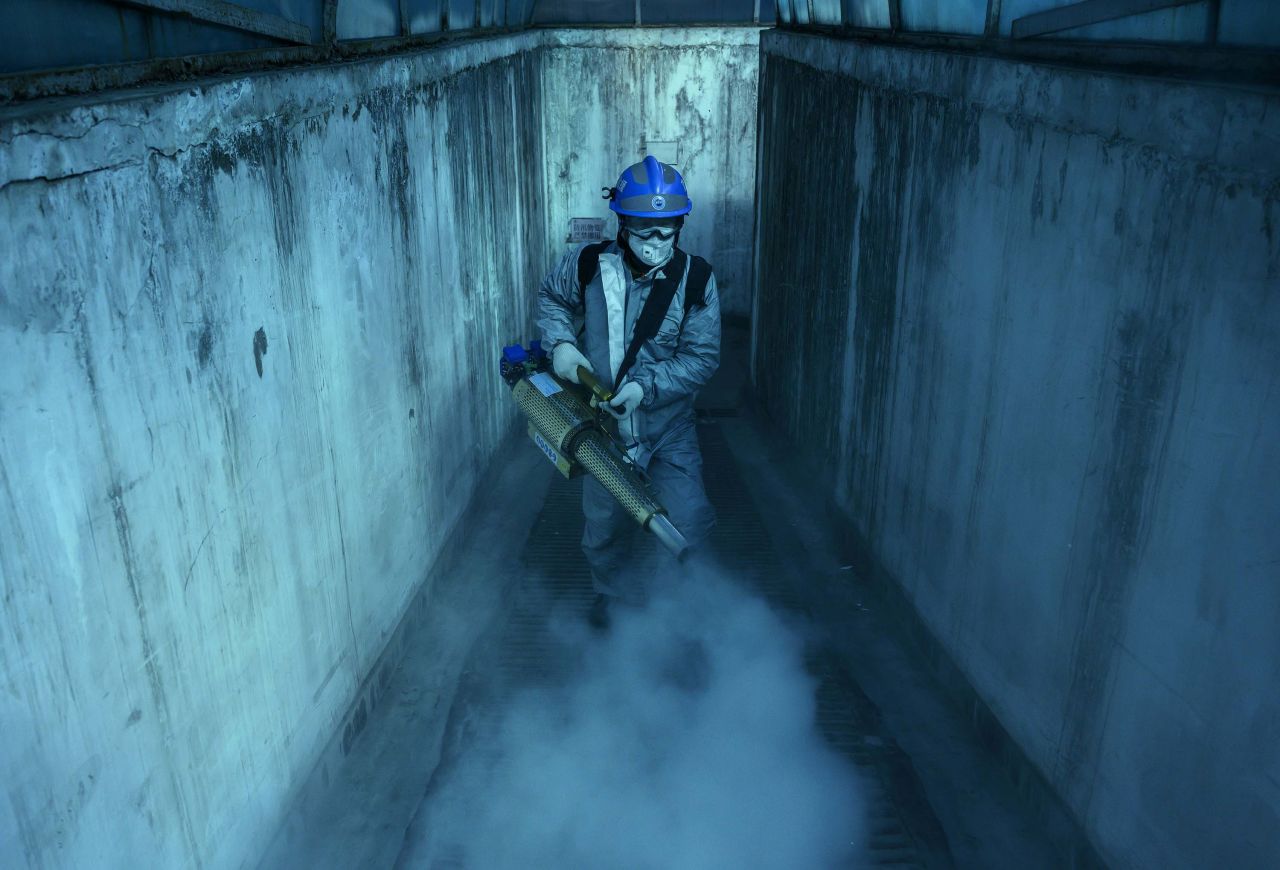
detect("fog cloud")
[408,564,865,868]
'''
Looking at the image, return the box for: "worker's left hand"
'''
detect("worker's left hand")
[604,380,643,421]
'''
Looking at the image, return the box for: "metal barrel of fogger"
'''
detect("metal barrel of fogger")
[510,370,690,560]
[572,368,687,556]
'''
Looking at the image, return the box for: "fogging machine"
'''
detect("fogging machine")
[500,341,689,559]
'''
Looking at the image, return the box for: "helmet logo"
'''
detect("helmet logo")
[651,195,666,211]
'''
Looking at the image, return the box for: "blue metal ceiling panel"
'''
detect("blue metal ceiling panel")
[407,0,446,32]
[1217,0,1280,47]
[902,0,986,34]
[2,0,293,75]
[532,0,635,23]
[1001,0,1211,41]
[338,0,400,39]
[637,0,760,22]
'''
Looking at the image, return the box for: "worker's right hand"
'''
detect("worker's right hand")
[552,343,593,385]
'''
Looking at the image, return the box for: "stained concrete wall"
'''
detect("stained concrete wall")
[0,25,767,869]
[0,34,548,869]
[539,27,761,317]
[753,31,1280,868]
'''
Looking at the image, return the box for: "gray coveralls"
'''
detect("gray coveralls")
[536,240,721,602]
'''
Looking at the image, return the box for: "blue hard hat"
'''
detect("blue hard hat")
[604,155,692,218]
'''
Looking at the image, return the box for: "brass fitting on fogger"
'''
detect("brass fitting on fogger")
[576,366,614,407]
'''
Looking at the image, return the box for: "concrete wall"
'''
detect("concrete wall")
[539,27,761,317]
[0,33,547,869]
[753,31,1280,869]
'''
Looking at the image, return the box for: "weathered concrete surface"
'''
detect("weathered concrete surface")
[539,27,762,317]
[0,32,547,870]
[753,30,1280,870]
[255,435,555,870]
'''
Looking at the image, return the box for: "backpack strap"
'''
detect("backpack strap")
[615,249,689,387]
[576,240,612,299]
[578,244,714,387]
[683,254,712,314]
[579,242,711,309]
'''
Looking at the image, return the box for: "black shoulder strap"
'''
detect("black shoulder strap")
[576,240,612,297]
[615,249,689,387]
[684,254,712,313]
[579,242,710,307]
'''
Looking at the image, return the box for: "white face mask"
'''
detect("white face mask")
[626,232,675,268]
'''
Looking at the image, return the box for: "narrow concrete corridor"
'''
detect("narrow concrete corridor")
[258,326,1085,869]
[3,6,1278,870]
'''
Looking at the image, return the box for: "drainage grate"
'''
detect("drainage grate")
[697,421,952,869]
[404,420,952,869]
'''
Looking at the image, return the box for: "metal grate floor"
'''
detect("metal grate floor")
[696,420,952,869]
[402,419,953,869]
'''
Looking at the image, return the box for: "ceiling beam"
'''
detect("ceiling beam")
[323,0,338,44]
[1011,0,1200,40]
[984,0,1003,38]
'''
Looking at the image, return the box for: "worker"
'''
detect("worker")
[537,155,721,629]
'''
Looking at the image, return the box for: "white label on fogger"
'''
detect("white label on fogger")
[529,372,562,397]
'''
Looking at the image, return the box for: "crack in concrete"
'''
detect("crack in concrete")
[0,115,146,148]
[0,157,143,190]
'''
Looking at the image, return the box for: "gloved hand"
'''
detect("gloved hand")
[552,342,593,384]
[604,380,643,421]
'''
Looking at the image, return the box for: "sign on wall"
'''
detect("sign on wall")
[567,217,608,243]
[644,140,680,165]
